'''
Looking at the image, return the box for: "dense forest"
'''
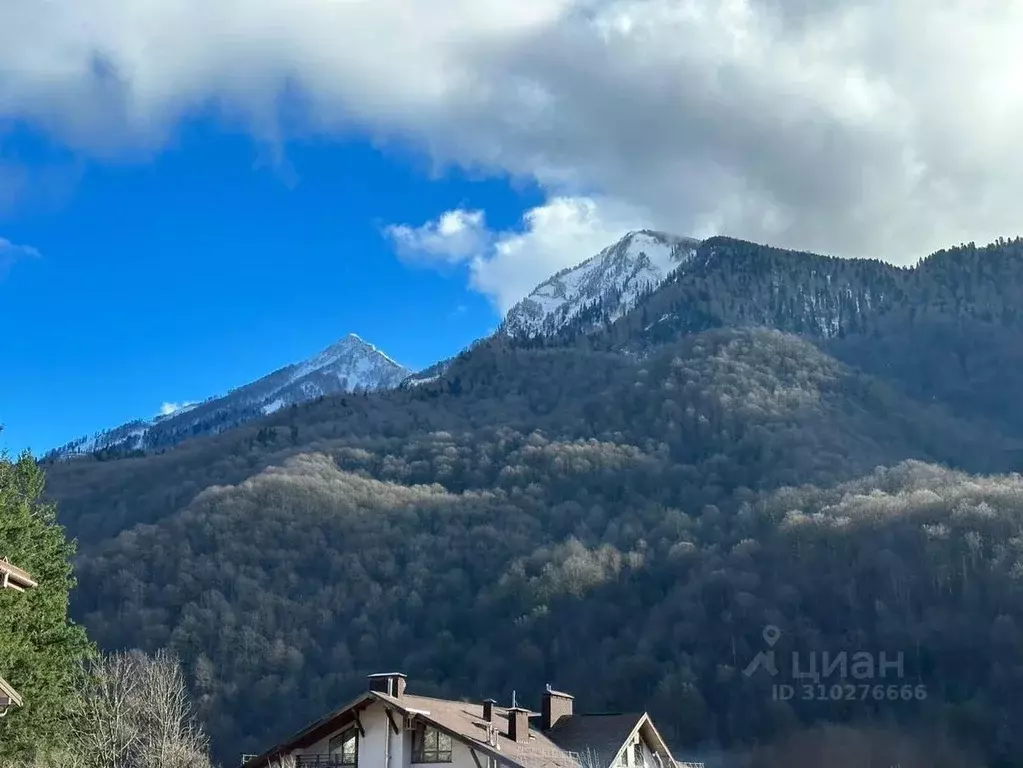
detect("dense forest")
[24,236,1023,766]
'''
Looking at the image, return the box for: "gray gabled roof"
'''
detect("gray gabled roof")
[544,713,645,768]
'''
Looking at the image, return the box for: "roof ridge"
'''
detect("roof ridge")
[571,712,641,718]
[404,693,498,706]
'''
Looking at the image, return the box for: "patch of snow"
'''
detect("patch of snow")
[503,230,701,338]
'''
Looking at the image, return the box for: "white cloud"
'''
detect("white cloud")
[0,237,41,279]
[385,210,490,265]
[158,401,196,417]
[387,195,652,312]
[3,1,1023,260]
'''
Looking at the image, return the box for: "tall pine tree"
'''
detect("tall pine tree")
[0,446,94,760]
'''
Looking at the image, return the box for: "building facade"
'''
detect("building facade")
[241,673,688,768]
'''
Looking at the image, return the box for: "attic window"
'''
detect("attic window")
[633,743,643,767]
[328,727,358,766]
[412,725,453,763]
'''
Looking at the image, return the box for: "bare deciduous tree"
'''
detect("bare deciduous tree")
[132,650,211,768]
[66,651,142,768]
[9,649,215,768]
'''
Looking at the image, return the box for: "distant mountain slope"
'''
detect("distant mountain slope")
[46,333,409,459]
[500,230,701,337]
[572,235,1023,433]
[580,235,1023,348]
[570,235,909,348]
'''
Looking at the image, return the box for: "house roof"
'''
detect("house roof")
[544,714,644,767]
[384,693,581,768]
[241,679,679,768]
[242,691,583,768]
[0,558,37,591]
[545,712,677,768]
[0,676,23,708]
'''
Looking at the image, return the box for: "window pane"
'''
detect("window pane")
[412,727,452,763]
[329,729,358,765]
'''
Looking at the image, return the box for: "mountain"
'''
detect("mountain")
[402,229,700,386]
[500,230,701,337]
[565,235,1023,434]
[46,333,409,460]
[36,233,1023,768]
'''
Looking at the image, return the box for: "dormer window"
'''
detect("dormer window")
[412,724,453,763]
[633,743,643,767]
[328,727,358,766]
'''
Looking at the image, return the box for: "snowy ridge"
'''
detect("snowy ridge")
[292,332,402,380]
[501,230,701,337]
[47,333,410,460]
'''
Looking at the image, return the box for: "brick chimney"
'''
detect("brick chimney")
[367,672,407,698]
[541,684,573,731]
[482,698,497,722]
[507,706,530,743]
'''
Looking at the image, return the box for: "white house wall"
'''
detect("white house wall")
[611,730,661,768]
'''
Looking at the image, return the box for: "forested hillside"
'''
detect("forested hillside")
[578,236,1023,433]
[40,236,1023,767]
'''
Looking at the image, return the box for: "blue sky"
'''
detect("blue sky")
[1,1,1016,454]
[1,121,548,454]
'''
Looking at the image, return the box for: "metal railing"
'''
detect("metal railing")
[295,757,357,767]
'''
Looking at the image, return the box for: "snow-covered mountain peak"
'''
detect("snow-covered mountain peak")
[501,229,701,337]
[292,332,400,380]
[47,332,410,460]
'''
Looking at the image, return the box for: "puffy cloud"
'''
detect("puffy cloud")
[3,0,1023,260]
[385,210,490,265]
[0,237,41,279]
[387,195,651,312]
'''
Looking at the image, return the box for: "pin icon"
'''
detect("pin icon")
[763,625,781,647]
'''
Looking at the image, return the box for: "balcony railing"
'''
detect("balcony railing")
[295,757,356,767]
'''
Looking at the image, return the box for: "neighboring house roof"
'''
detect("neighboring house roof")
[544,714,644,767]
[546,713,675,768]
[242,690,584,768]
[0,557,37,591]
[0,676,24,709]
